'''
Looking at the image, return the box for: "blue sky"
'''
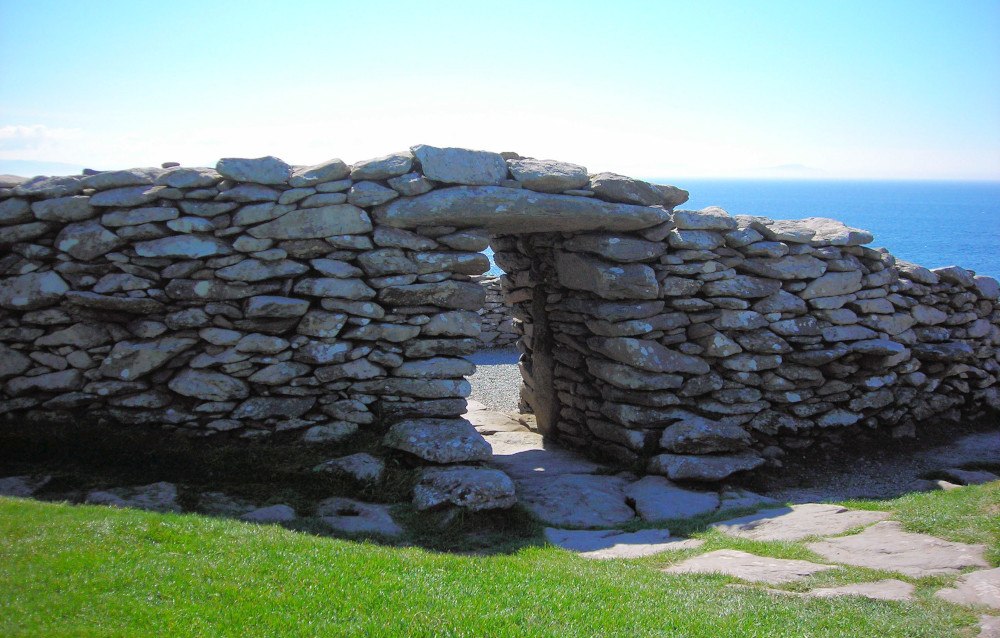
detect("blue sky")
[1,0,998,180]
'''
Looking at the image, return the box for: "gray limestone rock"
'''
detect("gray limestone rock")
[168,369,249,401]
[413,466,516,511]
[0,475,51,497]
[6,369,83,395]
[302,422,359,443]
[664,549,836,584]
[624,476,720,522]
[98,337,197,381]
[294,278,376,300]
[506,158,589,193]
[378,281,486,311]
[660,417,752,454]
[386,172,435,196]
[216,156,292,185]
[347,181,399,207]
[671,207,737,230]
[807,521,989,577]
[240,504,296,523]
[156,167,222,189]
[231,397,315,420]
[135,235,232,259]
[373,186,669,233]
[648,452,765,482]
[85,482,181,513]
[55,220,123,260]
[0,197,32,224]
[31,195,96,222]
[13,175,84,199]
[556,252,658,300]
[89,185,170,207]
[247,205,372,239]
[934,567,1000,610]
[518,473,635,528]
[588,172,669,206]
[588,337,709,374]
[544,528,704,559]
[393,356,475,379]
[562,233,666,262]
[316,497,404,537]
[244,295,310,318]
[350,151,413,181]
[314,453,385,483]
[384,418,491,463]
[712,504,890,541]
[411,145,508,186]
[289,159,350,187]
[0,345,32,381]
[0,271,69,310]
[81,167,164,190]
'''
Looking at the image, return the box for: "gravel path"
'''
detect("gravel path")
[467,348,521,413]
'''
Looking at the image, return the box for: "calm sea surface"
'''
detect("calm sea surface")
[485,180,1000,278]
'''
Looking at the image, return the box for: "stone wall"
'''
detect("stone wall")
[1,145,997,505]
[472,276,518,348]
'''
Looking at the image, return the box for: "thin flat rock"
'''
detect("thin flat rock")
[756,579,915,602]
[712,503,890,541]
[664,549,836,585]
[518,473,634,528]
[467,410,530,434]
[935,567,1000,610]
[544,528,703,559]
[485,430,602,480]
[807,521,990,577]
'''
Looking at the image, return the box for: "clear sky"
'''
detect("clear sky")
[1,0,998,180]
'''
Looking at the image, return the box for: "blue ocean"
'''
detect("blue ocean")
[485,180,1000,278]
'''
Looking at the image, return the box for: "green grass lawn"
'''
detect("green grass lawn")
[2,482,997,637]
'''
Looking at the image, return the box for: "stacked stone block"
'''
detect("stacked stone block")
[471,275,518,348]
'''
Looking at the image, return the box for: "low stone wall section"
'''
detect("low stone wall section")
[1,144,997,509]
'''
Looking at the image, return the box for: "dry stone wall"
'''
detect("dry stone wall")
[1,144,997,508]
[472,276,518,348]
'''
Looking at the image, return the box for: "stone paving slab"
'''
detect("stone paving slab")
[624,476,720,522]
[466,410,530,435]
[663,549,837,585]
[518,473,635,528]
[757,579,915,602]
[712,503,890,541]
[315,497,403,538]
[979,614,1000,638]
[936,567,1000,610]
[544,527,704,559]
[485,430,602,480]
[807,521,989,577]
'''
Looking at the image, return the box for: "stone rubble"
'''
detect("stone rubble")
[1,144,998,514]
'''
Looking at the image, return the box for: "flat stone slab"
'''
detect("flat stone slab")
[518,473,635,528]
[712,504,890,541]
[624,476,720,522]
[373,185,669,233]
[806,579,915,602]
[466,410,530,435]
[807,521,990,577]
[935,567,1000,610]
[939,468,1000,486]
[240,504,296,523]
[544,528,703,559]
[315,497,404,538]
[664,549,836,584]
[485,430,602,481]
[85,481,181,513]
[979,615,1000,638]
[758,579,915,602]
[0,475,50,497]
